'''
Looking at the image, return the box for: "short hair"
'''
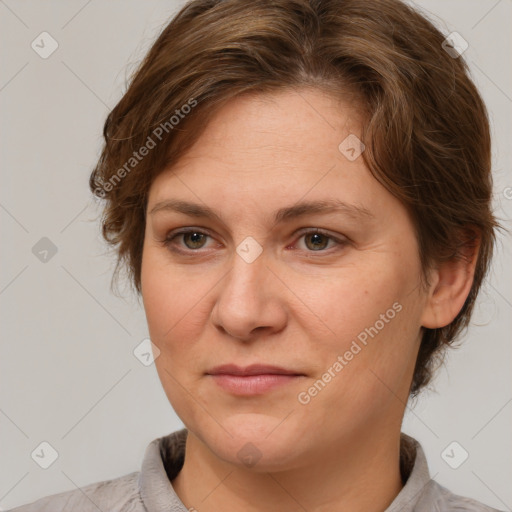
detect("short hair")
[89,0,498,396]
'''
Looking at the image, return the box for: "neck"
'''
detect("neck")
[172,428,404,512]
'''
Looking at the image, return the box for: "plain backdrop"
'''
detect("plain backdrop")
[1,0,511,510]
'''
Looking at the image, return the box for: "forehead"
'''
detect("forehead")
[146,88,400,228]
[175,88,363,157]
[151,89,364,184]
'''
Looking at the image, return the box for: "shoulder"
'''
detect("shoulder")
[418,479,504,511]
[394,434,503,512]
[7,471,143,512]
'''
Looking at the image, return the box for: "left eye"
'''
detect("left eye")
[296,230,340,251]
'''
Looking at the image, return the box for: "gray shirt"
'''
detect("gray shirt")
[8,429,502,511]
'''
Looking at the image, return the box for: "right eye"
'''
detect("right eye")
[162,228,216,253]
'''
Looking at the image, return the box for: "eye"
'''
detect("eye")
[163,229,214,252]
[293,228,346,253]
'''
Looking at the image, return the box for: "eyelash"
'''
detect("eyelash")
[160,227,348,256]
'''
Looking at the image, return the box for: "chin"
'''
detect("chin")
[190,412,310,472]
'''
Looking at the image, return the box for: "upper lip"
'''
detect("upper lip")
[206,364,304,376]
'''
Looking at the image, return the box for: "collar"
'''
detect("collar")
[138,429,432,512]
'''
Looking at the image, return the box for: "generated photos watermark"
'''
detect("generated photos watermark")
[93,98,198,198]
[297,301,403,405]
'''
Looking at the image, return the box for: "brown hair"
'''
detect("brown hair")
[89,0,498,396]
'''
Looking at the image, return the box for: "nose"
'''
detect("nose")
[211,248,287,342]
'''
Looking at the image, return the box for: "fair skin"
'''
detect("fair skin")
[140,88,476,512]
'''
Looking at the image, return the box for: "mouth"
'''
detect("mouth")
[206,364,306,395]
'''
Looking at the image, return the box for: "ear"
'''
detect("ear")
[421,232,480,329]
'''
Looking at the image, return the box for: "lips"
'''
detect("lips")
[207,364,304,377]
[206,364,305,395]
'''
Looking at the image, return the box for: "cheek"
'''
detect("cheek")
[295,251,424,398]
[141,247,209,420]
[142,245,202,339]
[141,244,221,385]
[293,260,413,350]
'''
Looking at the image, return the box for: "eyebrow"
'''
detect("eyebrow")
[149,198,374,225]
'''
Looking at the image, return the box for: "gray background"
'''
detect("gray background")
[0,0,510,510]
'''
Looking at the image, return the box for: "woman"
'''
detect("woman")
[10,0,503,510]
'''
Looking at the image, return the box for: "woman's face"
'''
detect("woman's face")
[141,88,431,470]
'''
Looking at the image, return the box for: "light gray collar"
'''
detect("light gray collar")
[138,429,431,512]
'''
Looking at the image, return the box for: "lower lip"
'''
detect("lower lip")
[209,374,302,395]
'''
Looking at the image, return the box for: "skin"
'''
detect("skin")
[140,87,477,512]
